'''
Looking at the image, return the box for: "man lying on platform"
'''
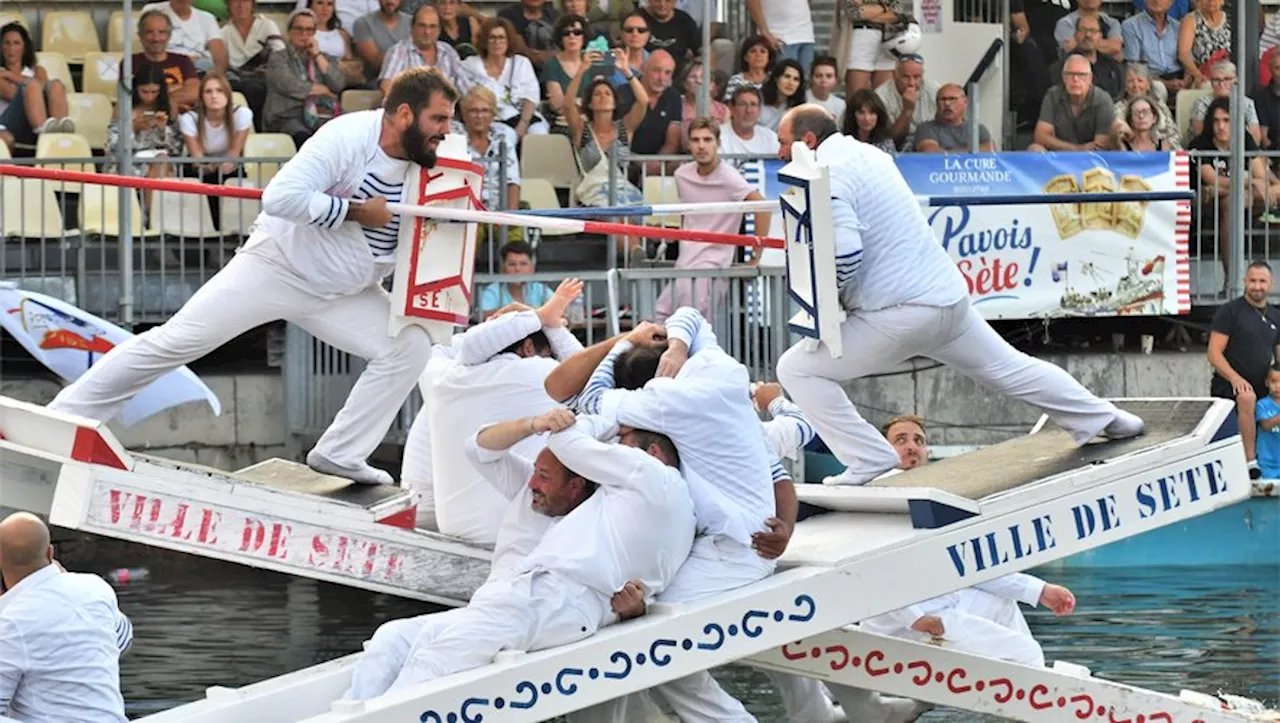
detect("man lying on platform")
[789,413,1080,723]
[346,408,696,699]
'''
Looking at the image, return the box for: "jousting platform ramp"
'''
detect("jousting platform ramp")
[0,396,1244,723]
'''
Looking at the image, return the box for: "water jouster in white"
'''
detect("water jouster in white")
[45,67,462,486]
[379,412,696,693]
[773,104,1147,487]
[403,280,587,543]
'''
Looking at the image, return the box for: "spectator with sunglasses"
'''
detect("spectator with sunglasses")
[544,14,609,117]
[613,11,651,84]
[874,53,939,150]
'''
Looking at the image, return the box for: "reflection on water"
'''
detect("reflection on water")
[113,563,1279,720]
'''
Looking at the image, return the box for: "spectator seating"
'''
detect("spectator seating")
[82,52,123,97]
[147,178,219,239]
[341,90,384,112]
[520,133,580,205]
[79,181,148,238]
[107,11,132,53]
[35,51,74,91]
[1,178,64,241]
[1175,87,1213,142]
[35,133,96,194]
[41,11,102,63]
[0,10,27,30]
[243,133,297,187]
[643,175,681,228]
[521,178,575,237]
[66,93,113,149]
[218,178,263,236]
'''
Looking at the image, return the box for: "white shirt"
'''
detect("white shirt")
[759,0,815,44]
[718,122,780,167]
[519,415,696,603]
[296,0,379,35]
[0,566,131,723]
[252,110,407,295]
[806,90,847,121]
[578,307,778,547]
[143,1,222,66]
[460,55,541,122]
[816,132,968,312]
[868,572,1047,633]
[178,105,254,156]
[426,311,584,545]
[465,434,558,582]
[220,15,282,69]
[875,77,941,147]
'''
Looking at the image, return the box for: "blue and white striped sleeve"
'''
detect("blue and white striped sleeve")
[770,459,791,483]
[456,311,542,366]
[763,397,816,460]
[828,168,866,291]
[664,306,717,356]
[577,340,632,415]
[115,611,134,655]
[260,118,353,231]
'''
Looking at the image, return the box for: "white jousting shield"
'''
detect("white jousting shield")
[778,142,845,359]
[389,134,484,343]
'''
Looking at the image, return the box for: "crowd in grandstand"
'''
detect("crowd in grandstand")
[1,0,1279,243]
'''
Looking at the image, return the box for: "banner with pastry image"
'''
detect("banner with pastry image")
[895,151,1191,320]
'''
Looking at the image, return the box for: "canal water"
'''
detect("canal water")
[112,562,1278,720]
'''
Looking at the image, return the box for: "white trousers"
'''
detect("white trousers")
[47,246,432,470]
[388,571,605,692]
[568,535,778,723]
[400,403,435,519]
[346,608,464,701]
[777,299,1119,485]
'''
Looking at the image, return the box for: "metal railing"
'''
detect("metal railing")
[282,266,789,449]
[4,147,1276,320]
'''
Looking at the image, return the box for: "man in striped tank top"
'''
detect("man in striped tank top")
[773,105,1145,487]
[49,67,459,486]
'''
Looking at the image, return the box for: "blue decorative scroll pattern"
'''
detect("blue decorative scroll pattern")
[418,593,817,721]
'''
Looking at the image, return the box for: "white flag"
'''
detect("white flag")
[0,282,221,426]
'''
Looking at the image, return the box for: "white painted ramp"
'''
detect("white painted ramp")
[748,627,1268,723]
[0,396,491,606]
[134,398,1254,723]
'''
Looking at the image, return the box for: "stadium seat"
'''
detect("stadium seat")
[82,52,123,98]
[218,178,263,236]
[243,133,297,188]
[35,133,96,193]
[0,11,27,30]
[643,176,681,228]
[1,178,64,241]
[1176,88,1212,142]
[520,133,580,201]
[520,178,574,237]
[80,183,147,238]
[107,11,134,53]
[147,178,219,238]
[41,11,103,63]
[65,93,113,149]
[341,89,383,113]
[229,92,255,134]
[35,52,75,92]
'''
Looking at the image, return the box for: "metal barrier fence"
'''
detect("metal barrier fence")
[5,147,1275,320]
[282,266,789,449]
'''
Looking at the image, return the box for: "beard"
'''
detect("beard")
[403,122,442,168]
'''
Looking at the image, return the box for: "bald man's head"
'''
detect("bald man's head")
[777,103,838,161]
[0,512,54,584]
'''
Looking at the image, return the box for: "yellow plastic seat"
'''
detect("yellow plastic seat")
[643,175,681,228]
[243,133,297,188]
[1,178,65,240]
[79,183,147,238]
[65,93,113,149]
[520,178,574,237]
[41,12,103,63]
[520,133,580,198]
[147,178,220,238]
[35,133,97,193]
[218,178,264,235]
[35,52,75,92]
[341,89,384,112]
[82,52,123,98]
